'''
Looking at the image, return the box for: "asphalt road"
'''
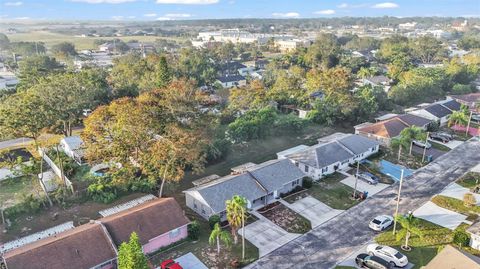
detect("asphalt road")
[246,138,480,269]
[411,144,445,160]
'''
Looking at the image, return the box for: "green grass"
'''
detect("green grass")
[431,195,480,215]
[456,172,480,189]
[0,176,42,207]
[429,141,451,152]
[334,266,356,269]
[307,173,359,210]
[149,212,259,269]
[7,31,187,50]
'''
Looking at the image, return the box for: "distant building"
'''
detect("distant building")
[275,39,311,52]
[407,99,462,126]
[59,136,85,164]
[361,75,392,92]
[398,22,417,30]
[216,75,246,88]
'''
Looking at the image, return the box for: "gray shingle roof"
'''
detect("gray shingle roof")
[441,100,461,111]
[338,134,380,155]
[425,104,452,118]
[248,159,305,192]
[397,114,433,127]
[315,142,353,167]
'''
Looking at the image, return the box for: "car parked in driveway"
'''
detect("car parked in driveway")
[369,215,393,231]
[429,133,450,143]
[412,140,431,149]
[355,253,392,269]
[436,132,453,140]
[366,243,409,268]
[161,259,183,269]
[357,172,379,185]
[472,114,480,122]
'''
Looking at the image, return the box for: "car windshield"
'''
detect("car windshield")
[394,252,403,259]
[372,219,382,224]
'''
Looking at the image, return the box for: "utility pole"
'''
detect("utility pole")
[353,161,360,198]
[422,132,429,163]
[393,169,405,235]
[466,110,473,136]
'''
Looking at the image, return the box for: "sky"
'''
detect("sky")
[0,0,479,21]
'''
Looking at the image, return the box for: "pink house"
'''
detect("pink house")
[100,198,190,254]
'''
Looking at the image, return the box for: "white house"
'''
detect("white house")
[59,136,85,164]
[467,221,480,251]
[362,75,392,92]
[407,99,461,126]
[282,133,380,180]
[216,75,246,89]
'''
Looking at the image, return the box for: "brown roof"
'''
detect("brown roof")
[450,93,480,104]
[424,245,480,269]
[100,198,190,246]
[356,114,431,139]
[3,223,117,269]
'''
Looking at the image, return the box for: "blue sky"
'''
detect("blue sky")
[1,0,479,21]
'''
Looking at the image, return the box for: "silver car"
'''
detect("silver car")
[412,140,431,149]
[366,244,409,268]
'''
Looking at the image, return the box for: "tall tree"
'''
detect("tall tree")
[117,232,149,269]
[448,110,469,128]
[228,80,269,112]
[411,36,446,64]
[16,55,63,91]
[226,195,247,260]
[51,42,77,59]
[304,33,341,68]
[209,223,232,255]
[155,55,172,88]
[395,213,423,250]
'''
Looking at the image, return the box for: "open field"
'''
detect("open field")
[7,31,187,50]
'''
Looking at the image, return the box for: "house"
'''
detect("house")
[216,75,246,88]
[1,222,118,269]
[423,245,480,269]
[100,198,190,254]
[355,114,433,145]
[448,93,480,111]
[98,42,115,53]
[59,136,85,164]
[183,159,305,220]
[284,133,380,180]
[362,75,392,92]
[218,61,247,76]
[408,99,462,126]
[467,221,480,251]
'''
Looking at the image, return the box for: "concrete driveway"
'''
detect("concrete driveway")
[174,252,208,269]
[440,183,480,205]
[413,201,470,230]
[411,145,445,160]
[340,176,390,197]
[279,196,343,228]
[442,140,464,149]
[239,212,301,257]
[337,243,415,269]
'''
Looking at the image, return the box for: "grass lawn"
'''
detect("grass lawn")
[431,195,480,216]
[456,172,480,189]
[0,176,42,208]
[307,173,359,210]
[7,31,187,50]
[149,212,259,269]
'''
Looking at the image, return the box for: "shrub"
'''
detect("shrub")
[208,214,221,230]
[453,229,470,247]
[87,183,117,203]
[187,220,201,240]
[464,193,476,208]
[302,177,313,189]
[275,114,306,133]
[452,83,473,95]
[4,194,45,218]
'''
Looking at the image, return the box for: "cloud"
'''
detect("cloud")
[144,13,157,17]
[165,13,191,18]
[111,15,124,20]
[71,0,136,3]
[4,1,23,6]
[314,9,335,15]
[372,2,399,9]
[15,16,30,20]
[156,0,218,4]
[272,12,300,18]
[338,3,368,9]
[156,17,172,20]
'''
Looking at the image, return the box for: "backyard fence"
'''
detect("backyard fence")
[38,148,74,193]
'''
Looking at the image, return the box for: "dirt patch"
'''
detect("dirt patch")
[258,202,311,234]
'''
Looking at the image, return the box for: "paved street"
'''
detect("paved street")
[246,138,480,269]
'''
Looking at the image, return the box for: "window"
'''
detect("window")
[193,202,197,209]
[294,161,299,167]
[304,165,309,173]
[169,228,180,238]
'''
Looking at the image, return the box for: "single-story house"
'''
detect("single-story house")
[218,61,247,76]
[216,75,247,88]
[448,93,480,111]
[59,136,85,164]
[355,114,433,146]
[408,99,462,126]
[362,75,392,92]
[1,222,118,269]
[423,245,480,269]
[100,198,190,254]
[467,221,480,251]
[183,159,305,220]
[284,133,380,180]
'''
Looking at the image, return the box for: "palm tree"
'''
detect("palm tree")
[209,223,232,255]
[399,126,427,155]
[357,67,378,79]
[390,136,409,161]
[395,213,423,251]
[448,110,469,128]
[226,195,248,260]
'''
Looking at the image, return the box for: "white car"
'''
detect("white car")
[412,140,431,149]
[366,244,409,268]
[369,215,393,231]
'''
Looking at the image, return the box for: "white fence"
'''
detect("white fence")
[38,148,74,192]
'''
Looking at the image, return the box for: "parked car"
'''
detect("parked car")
[436,132,453,140]
[357,172,379,185]
[369,215,393,231]
[429,133,449,143]
[412,140,431,149]
[355,253,392,269]
[366,243,409,268]
[472,114,480,122]
[161,259,183,269]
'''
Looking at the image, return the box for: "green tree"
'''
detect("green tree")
[267,66,305,105]
[226,195,248,260]
[155,55,172,88]
[117,232,149,269]
[411,36,446,64]
[209,223,232,255]
[11,41,46,56]
[357,67,378,79]
[304,33,341,68]
[16,55,63,91]
[0,33,10,50]
[395,214,423,250]
[228,80,268,112]
[401,126,427,155]
[448,110,469,128]
[51,42,77,59]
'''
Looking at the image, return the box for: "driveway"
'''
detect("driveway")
[279,196,343,228]
[246,139,480,269]
[442,140,464,149]
[340,176,390,197]
[239,211,300,257]
[440,183,480,205]
[337,242,415,269]
[413,201,470,230]
[411,145,445,160]
[175,252,208,269]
